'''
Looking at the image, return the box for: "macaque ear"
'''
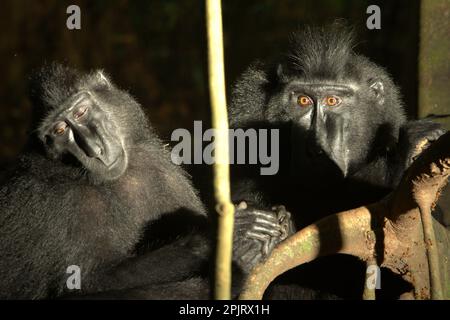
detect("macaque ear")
[369,79,384,104]
[275,63,289,82]
[95,70,112,88]
[276,63,284,78]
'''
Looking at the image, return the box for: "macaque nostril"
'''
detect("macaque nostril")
[306,143,323,157]
[306,134,324,157]
[95,145,103,156]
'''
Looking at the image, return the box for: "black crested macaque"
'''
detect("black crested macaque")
[0,64,293,299]
[228,24,447,299]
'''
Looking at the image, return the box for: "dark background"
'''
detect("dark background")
[0,0,422,166]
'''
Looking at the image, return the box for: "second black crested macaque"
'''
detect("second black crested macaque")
[228,24,447,299]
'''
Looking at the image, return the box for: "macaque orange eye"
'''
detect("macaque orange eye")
[74,105,88,120]
[53,122,68,136]
[325,96,341,107]
[297,95,313,108]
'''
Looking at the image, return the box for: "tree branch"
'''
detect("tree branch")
[240,132,450,300]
